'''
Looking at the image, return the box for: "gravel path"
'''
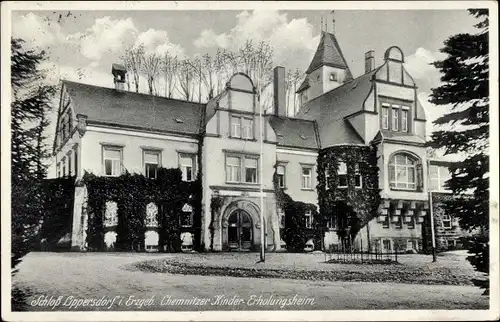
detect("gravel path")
[11,252,488,311]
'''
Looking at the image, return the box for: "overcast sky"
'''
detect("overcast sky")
[10,7,483,168]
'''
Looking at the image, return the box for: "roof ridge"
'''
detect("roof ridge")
[62,79,206,106]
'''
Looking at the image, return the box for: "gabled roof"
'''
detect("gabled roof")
[306,31,353,81]
[63,80,205,136]
[268,115,319,150]
[295,69,378,148]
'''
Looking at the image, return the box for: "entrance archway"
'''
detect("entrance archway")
[227,210,253,251]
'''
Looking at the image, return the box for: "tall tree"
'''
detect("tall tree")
[122,44,145,93]
[162,52,179,98]
[428,9,489,294]
[141,52,162,95]
[11,38,56,271]
[177,58,195,101]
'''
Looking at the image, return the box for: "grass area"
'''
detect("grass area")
[131,251,485,286]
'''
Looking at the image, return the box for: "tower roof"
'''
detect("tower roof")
[306,31,353,80]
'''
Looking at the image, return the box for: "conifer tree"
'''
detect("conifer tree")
[11,38,56,271]
[428,9,489,294]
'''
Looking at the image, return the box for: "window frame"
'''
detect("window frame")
[225,154,259,184]
[244,157,258,184]
[329,72,337,81]
[389,153,418,191]
[178,153,196,182]
[382,104,390,130]
[325,169,330,190]
[231,114,254,140]
[102,145,123,177]
[62,157,66,177]
[429,165,451,192]
[301,165,314,190]
[141,149,161,179]
[277,164,286,189]
[354,163,363,188]
[442,214,452,229]
[392,107,399,131]
[326,216,336,230]
[337,162,348,188]
[304,210,313,229]
[401,107,409,132]
[380,101,411,133]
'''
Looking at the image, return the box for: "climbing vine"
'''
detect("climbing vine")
[273,167,321,252]
[317,145,381,244]
[83,168,201,252]
[37,177,76,250]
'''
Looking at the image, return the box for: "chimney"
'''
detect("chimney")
[365,50,375,73]
[112,63,127,91]
[273,66,286,117]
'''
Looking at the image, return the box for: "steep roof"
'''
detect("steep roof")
[268,115,319,150]
[296,77,310,93]
[296,69,378,147]
[306,31,353,81]
[63,80,205,136]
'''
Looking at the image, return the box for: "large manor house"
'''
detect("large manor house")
[53,25,465,253]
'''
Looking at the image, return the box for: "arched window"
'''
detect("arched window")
[103,201,118,227]
[145,202,159,228]
[389,153,418,190]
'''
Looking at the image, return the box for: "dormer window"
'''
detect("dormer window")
[329,73,337,81]
[380,101,411,133]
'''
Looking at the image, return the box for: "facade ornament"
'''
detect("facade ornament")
[76,114,88,136]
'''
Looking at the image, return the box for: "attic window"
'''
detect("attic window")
[329,73,337,81]
[299,135,307,140]
[351,81,359,90]
[277,133,284,137]
[174,118,184,123]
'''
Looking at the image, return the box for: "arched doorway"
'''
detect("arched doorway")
[227,210,253,251]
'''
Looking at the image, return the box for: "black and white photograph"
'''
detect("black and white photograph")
[1,1,498,321]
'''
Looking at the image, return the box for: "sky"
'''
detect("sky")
[10,8,482,169]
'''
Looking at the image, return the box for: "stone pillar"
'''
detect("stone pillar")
[70,184,87,251]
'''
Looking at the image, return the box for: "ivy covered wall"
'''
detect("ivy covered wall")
[83,168,201,252]
[273,169,322,252]
[317,145,381,244]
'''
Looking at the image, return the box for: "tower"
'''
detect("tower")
[296,13,352,106]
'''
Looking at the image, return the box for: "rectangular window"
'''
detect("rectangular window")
[144,150,160,179]
[429,165,439,191]
[382,106,389,129]
[392,108,399,131]
[241,118,253,139]
[179,153,196,181]
[301,166,313,189]
[326,216,336,229]
[382,239,391,251]
[62,158,66,177]
[231,116,241,138]
[305,210,313,228]
[57,162,61,178]
[338,162,347,188]
[277,164,286,188]
[354,163,362,188]
[245,158,258,183]
[325,169,330,190]
[442,214,452,229]
[401,108,409,132]
[103,147,122,177]
[226,156,241,182]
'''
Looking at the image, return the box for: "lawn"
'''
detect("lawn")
[131,250,486,286]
